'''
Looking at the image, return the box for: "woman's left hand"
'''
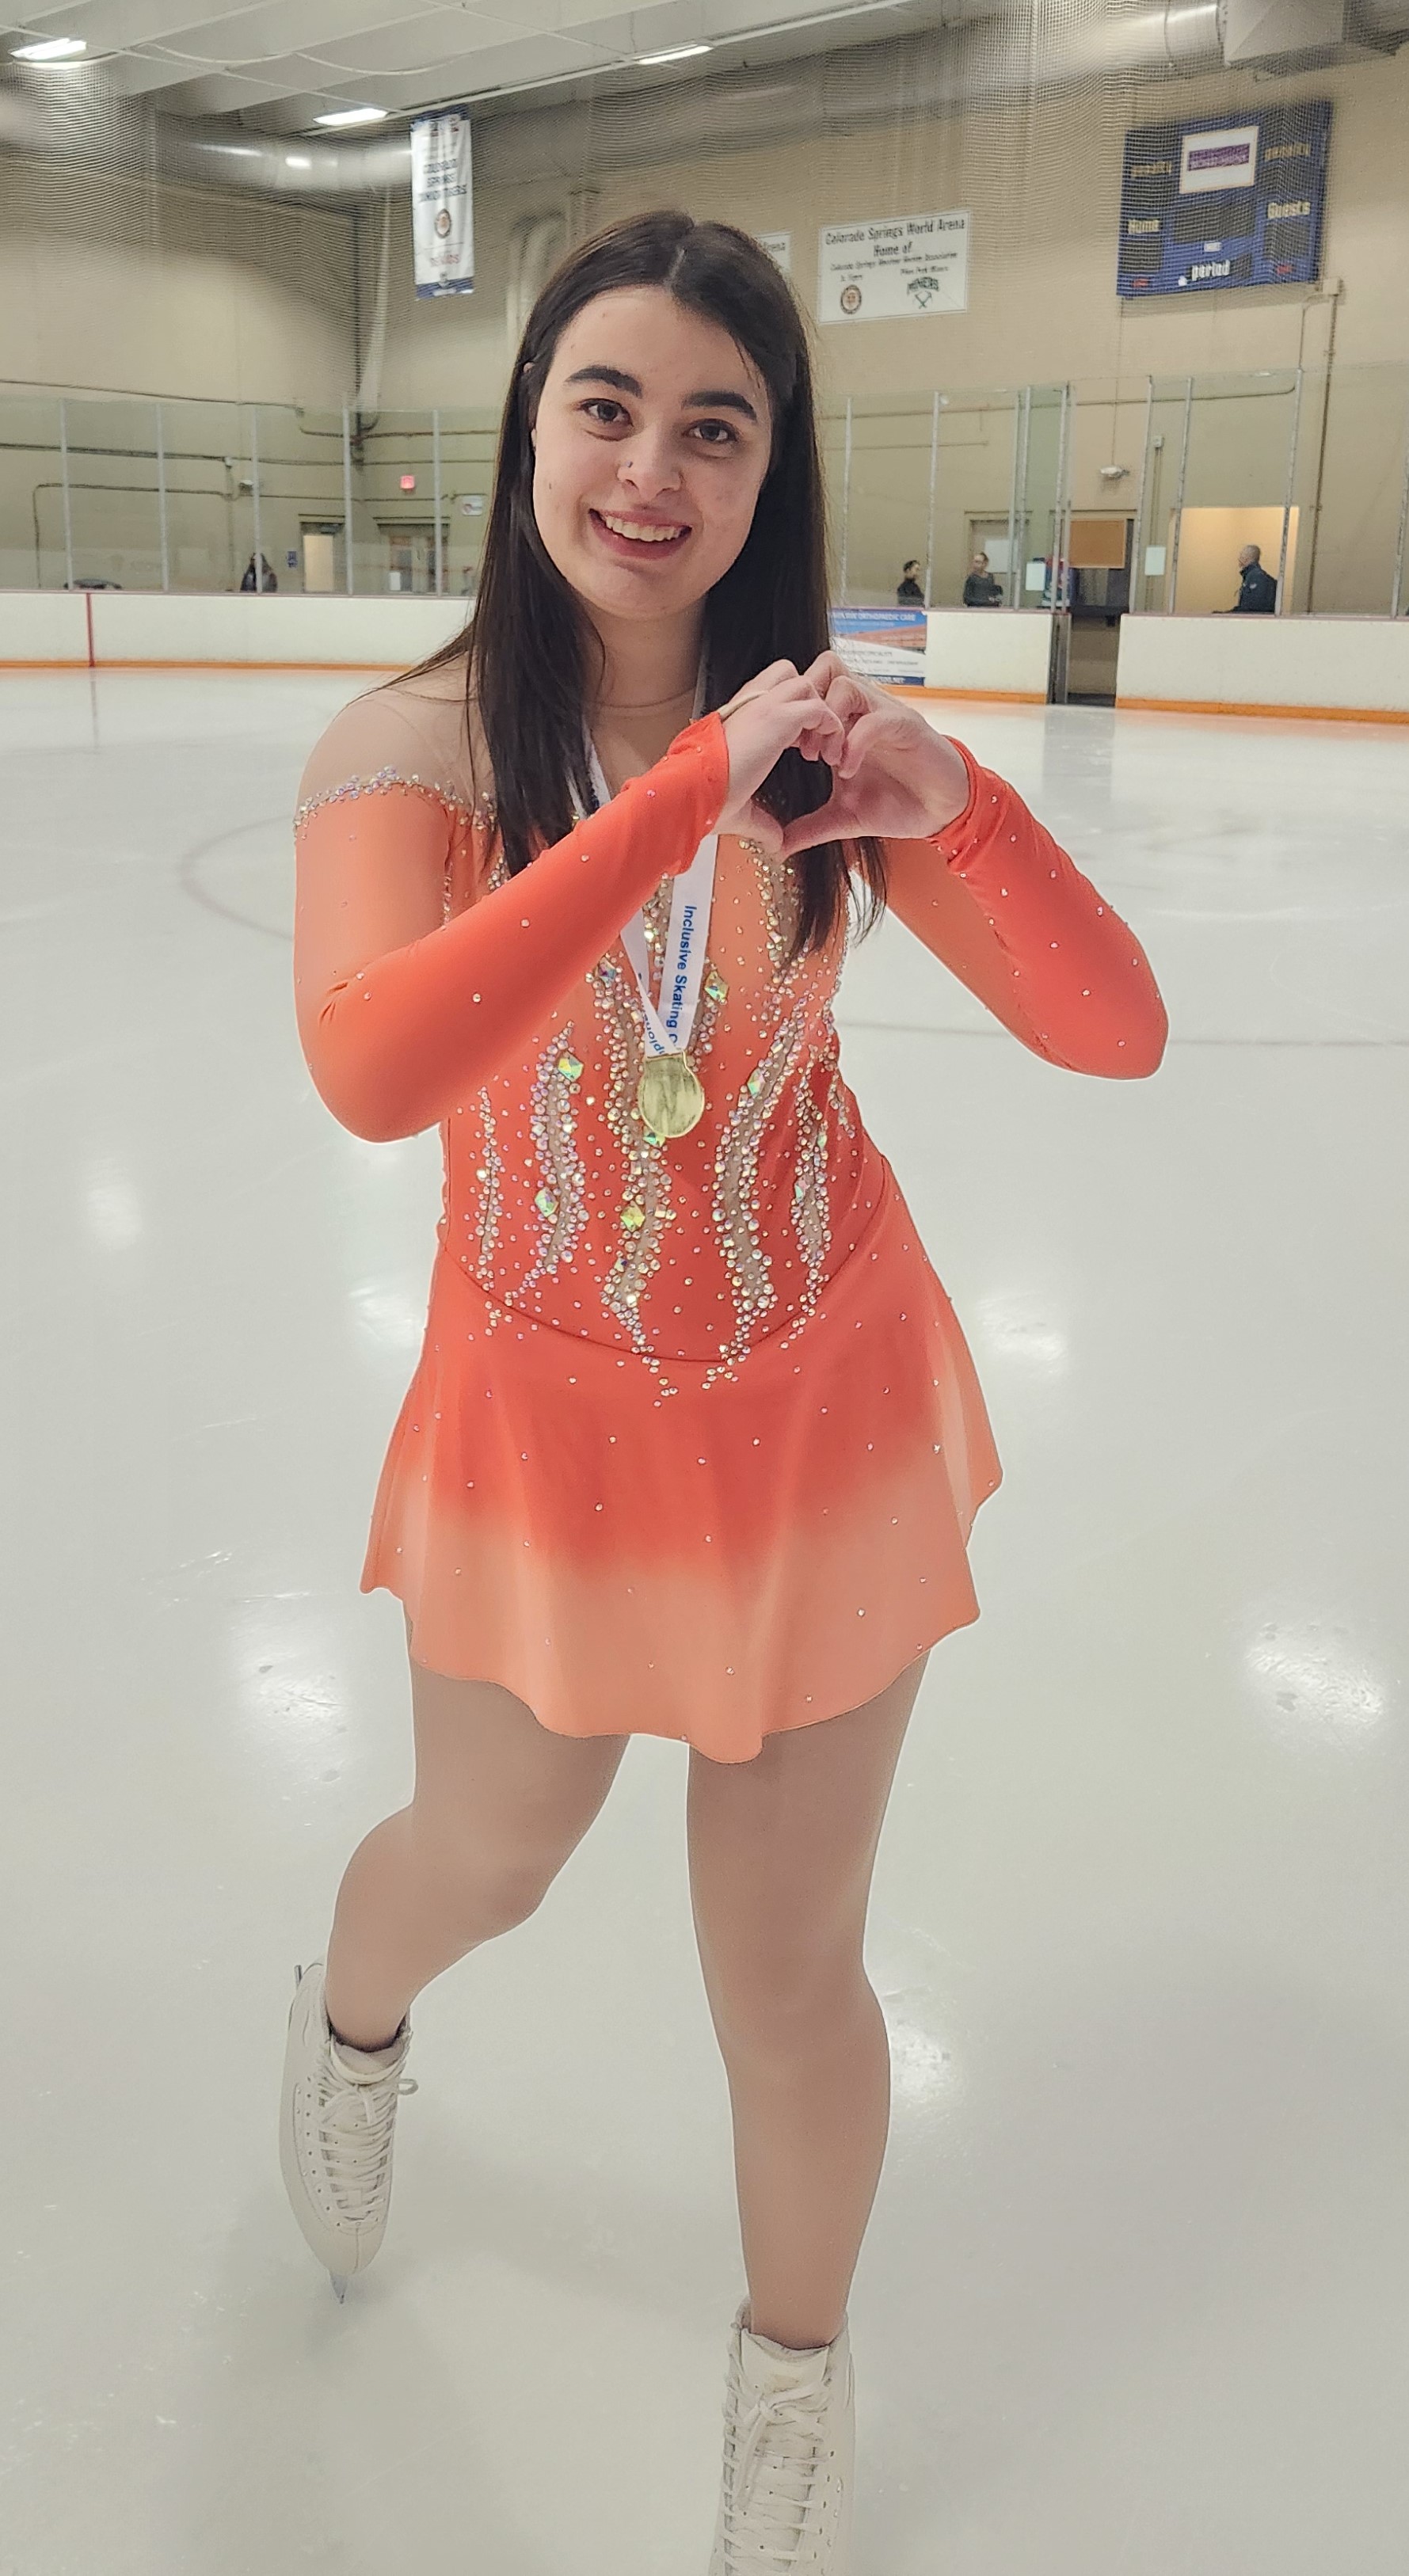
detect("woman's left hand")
[776,653,971,854]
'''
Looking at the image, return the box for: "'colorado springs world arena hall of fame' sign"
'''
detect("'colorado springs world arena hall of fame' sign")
[820,213,970,322]
[1117,103,1331,298]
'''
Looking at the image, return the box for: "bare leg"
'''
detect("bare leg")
[687,1657,927,2352]
[323,1617,626,2048]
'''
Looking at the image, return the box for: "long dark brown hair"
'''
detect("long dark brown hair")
[408,208,885,962]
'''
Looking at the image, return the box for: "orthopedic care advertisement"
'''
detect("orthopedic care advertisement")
[819,213,969,322]
[410,108,474,299]
[829,607,927,686]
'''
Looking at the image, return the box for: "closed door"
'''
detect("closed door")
[303,531,337,593]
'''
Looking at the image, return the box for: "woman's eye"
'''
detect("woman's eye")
[691,420,738,447]
[581,399,626,426]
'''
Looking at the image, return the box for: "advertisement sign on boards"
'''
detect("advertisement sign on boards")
[829,607,927,686]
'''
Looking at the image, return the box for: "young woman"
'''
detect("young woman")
[284,210,1167,2571]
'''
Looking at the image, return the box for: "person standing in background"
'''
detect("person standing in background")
[896,557,924,603]
[962,552,1003,607]
[240,551,278,593]
[1232,544,1277,613]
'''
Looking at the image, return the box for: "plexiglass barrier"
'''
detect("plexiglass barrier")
[2,371,1407,615]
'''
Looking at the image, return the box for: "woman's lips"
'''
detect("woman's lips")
[588,507,691,561]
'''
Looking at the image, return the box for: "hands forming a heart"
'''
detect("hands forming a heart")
[714,650,971,856]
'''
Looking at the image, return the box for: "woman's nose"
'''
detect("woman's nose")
[616,431,682,500]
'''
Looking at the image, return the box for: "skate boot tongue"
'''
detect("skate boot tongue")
[738,2326,830,2399]
[331,2031,406,2078]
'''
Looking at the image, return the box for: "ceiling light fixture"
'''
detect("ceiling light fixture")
[637,43,712,63]
[11,34,86,59]
[314,105,388,127]
[285,154,314,168]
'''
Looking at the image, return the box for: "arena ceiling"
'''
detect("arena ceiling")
[0,0,954,129]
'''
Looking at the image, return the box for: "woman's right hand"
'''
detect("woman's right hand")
[712,661,845,854]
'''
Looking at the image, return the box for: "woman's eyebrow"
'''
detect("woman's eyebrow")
[687,389,760,422]
[565,366,642,394]
[563,365,759,424]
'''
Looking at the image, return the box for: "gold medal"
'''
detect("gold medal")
[638,1052,706,1140]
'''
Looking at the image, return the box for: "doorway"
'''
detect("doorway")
[1167,507,1298,614]
[966,515,1019,604]
[379,522,445,594]
[300,523,343,593]
[1064,513,1133,705]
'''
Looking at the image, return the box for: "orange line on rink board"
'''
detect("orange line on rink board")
[4,666,1399,725]
[884,683,1047,704]
[1116,694,1409,726]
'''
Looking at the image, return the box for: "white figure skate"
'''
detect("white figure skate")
[709,2304,855,2572]
[278,1960,415,2299]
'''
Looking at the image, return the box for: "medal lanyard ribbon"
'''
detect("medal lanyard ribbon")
[584,702,717,1064]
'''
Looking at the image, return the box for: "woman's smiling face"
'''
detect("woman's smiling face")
[530,284,774,627]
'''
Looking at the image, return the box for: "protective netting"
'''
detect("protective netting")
[1,8,1406,615]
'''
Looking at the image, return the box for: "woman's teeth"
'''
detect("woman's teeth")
[598,512,687,543]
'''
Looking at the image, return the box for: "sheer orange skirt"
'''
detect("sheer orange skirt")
[361,1162,1001,1762]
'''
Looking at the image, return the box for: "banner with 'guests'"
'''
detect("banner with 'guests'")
[411,109,474,299]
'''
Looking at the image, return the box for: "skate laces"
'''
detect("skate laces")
[722,2376,832,2569]
[314,2053,417,2226]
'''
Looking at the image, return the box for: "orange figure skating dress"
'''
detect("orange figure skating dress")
[293,668,1166,1761]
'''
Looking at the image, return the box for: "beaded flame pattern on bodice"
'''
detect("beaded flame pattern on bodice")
[291,677,870,1397]
[293,672,1169,1405]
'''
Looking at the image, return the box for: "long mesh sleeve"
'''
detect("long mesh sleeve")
[293,705,729,1142]
[881,743,1167,1077]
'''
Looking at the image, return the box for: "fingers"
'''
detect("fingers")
[777,796,846,859]
[762,672,847,762]
[832,704,896,780]
[716,658,800,719]
[800,649,855,696]
[802,650,877,725]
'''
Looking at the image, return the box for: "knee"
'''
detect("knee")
[407,1811,566,1941]
[706,1939,874,2072]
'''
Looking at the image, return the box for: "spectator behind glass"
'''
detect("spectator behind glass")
[896,557,924,604]
[1232,543,1277,614]
[240,551,278,593]
[962,551,1003,607]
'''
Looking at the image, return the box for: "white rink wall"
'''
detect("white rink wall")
[923,609,1052,701]
[1116,614,1409,720]
[2,591,1407,724]
[0,592,466,670]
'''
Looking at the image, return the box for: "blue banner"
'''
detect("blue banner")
[829,605,927,687]
[1118,102,1331,299]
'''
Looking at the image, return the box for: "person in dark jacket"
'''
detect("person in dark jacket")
[241,552,278,593]
[896,558,924,603]
[962,551,1003,607]
[1232,544,1277,613]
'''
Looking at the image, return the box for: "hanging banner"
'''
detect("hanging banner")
[1117,103,1331,297]
[819,213,969,323]
[411,108,474,299]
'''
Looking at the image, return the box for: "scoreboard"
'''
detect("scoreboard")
[1118,102,1331,299]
